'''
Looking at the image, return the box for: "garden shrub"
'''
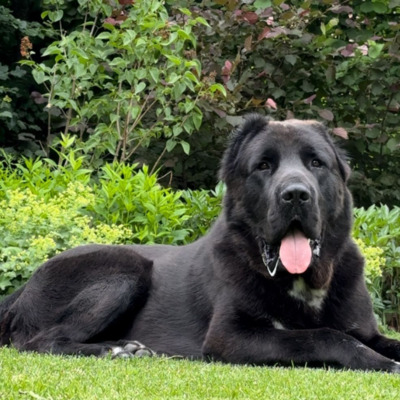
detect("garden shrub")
[169,0,400,204]
[0,153,223,296]
[0,4,47,150]
[353,206,400,329]
[19,0,225,169]
[0,182,131,294]
[2,0,399,206]
[90,163,192,244]
[0,153,399,329]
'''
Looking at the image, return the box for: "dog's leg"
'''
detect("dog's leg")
[364,333,400,362]
[1,245,155,357]
[22,329,155,358]
[12,278,155,357]
[202,313,400,373]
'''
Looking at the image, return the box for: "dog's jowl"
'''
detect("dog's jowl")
[1,115,400,372]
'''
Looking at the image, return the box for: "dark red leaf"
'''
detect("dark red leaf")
[265,98,277,110]
[258,27,271,41]
[330,5,353,14]
[303,94,316,104]
[318,109,334,121]
[332,127,349,139]
[31,91,47,104]
[243,12,258,25]
[222,60,232,76]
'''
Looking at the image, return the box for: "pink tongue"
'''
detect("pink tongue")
[279,229,312,274]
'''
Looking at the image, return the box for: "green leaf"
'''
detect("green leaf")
[42,45,62,57]
[192,111,202,130]
[165,55,182,66]
[180,140,190,155]
[209,83,227,97]
[372,2,388,13]
[131,106,141,120]
[134,82,146,95]
[32,69,47,84]
[368,42,384,59]
[178,8,192,16]
[166,139,177,152]
[184,71,199,84]
[194,17,209,27]
[183,118,194,134]
[320,23,326,36]
[386,138,399,152]
[149,68,160,83]
[389,0,400,8]
[96,32,111,40]
[0,111,13,119]
[284,55,297,66]
[48,10,64,22]
[173,126,183,137]
[254,0,272,9]
[327,18,339,31]
[10,67,26,78]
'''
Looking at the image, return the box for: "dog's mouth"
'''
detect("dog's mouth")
[260,223,321,277]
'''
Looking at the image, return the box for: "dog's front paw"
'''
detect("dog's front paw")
[111,341,155,359]
[391,361,400,374]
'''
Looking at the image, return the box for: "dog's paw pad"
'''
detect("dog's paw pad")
[111,341,155,359]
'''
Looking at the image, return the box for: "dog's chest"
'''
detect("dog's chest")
[264,277,328,330]
[287,277,327,311]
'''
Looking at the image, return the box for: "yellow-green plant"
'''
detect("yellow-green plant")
[355,238,385,283]
[0,182,131,294]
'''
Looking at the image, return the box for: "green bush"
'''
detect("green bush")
[90,163,192,244]
[1,0,400,205]
[174,0,400,203]
[0,182,131,294]
[19,0,225,169]
[0,153,223,295]
[353,206,400,329]
[0,4,47,149]
[0,153,399,330]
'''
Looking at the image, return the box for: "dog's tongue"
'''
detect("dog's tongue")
[279,229,312,274]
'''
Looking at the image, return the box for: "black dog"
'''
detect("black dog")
[1,115,400,372]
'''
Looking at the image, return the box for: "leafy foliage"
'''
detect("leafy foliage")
[0,181,132,294]
[178,0,400,204]
[0,151,223,295]
[1,0,399,204]
[353,206,400,329]
[0,150,398,329]
[0,5,47,149]
[20,0,225,170]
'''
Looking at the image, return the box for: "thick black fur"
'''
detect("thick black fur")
[1,115,400,372]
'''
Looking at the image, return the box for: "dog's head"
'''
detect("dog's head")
[219,114,352,278]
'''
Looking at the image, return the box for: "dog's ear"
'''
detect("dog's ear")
[311,121,351,182]
[334,147,351,182]
[219,114,270,183]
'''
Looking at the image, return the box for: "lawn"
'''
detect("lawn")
[1,346,400,400]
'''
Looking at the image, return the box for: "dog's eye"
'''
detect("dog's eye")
[311,159,323,168]
[258,162,271,171]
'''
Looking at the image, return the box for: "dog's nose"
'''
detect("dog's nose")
[281,184,311,205]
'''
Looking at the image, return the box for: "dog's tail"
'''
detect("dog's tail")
[0,285,25,322]
[0,286,25,345]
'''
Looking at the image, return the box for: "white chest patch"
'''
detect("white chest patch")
[288,277,327,311]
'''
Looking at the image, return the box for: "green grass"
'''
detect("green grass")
[1,347,400,400]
